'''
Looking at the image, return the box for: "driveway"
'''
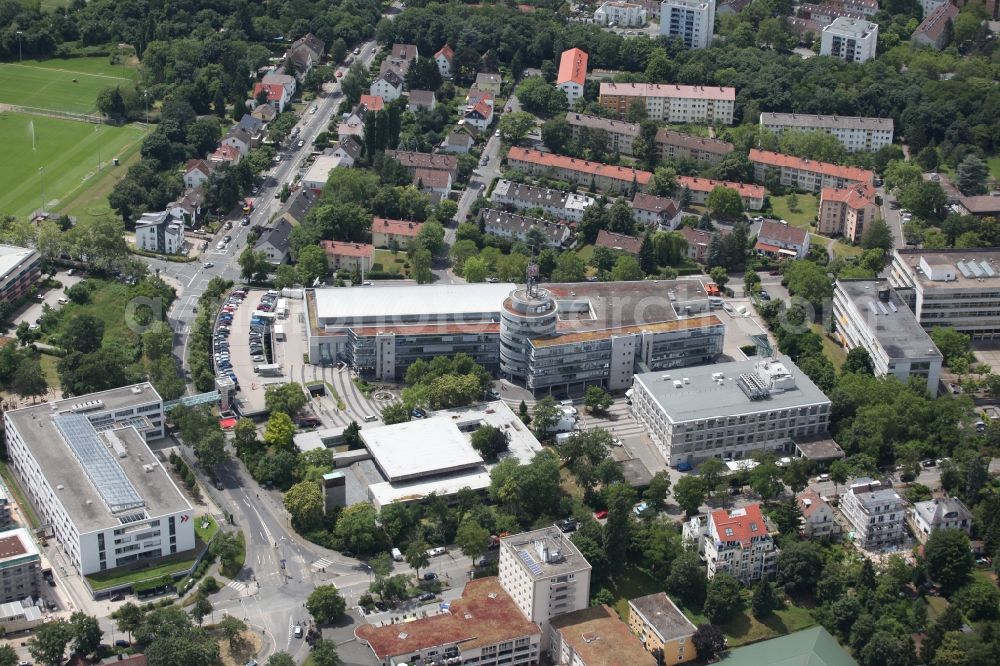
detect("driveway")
[6,270,84,333]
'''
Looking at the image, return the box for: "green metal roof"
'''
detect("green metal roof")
[719,627,857,666]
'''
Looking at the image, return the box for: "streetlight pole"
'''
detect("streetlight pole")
[38,167,44,214]
[16,31,22,63]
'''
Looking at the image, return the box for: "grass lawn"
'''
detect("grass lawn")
[811,323,848,369]
[86,553,197,590]
[0,461,41,528]
[810,236,862,260]
[605,568,664,621]
[987,156,1000,181]
[0,112,146,218]
[926,595,950,622]
[371,249,409,276]
[195,515,219,544]
[0,57,137,113]
[38,353,62,394]
[57,126,145,225]
[718,605,816,647]
[769,194,819,230]
[50,279,136,345]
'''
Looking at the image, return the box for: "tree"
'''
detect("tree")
[499,111,536,143]
[644,472,671,512]
[776,540,823,594]
[704,573,746,624]
[533,396,563,434]
[674,475,705,516]
[698,457,726,498]
[692,624,727,662]
[861,218,893,252]
[195,429,228,469]
[552,252,586,282]
[649,166,678,197]
[898,180,946,220]
[956,154,988,195]
[267,653,296,666]
[931,328,972,366]
[666,551,708,608]
[954,579,1000,621]
[751,581,779,619]
[405,541,431,577]
[604,483,637,565]
[611,255,644,281]
[28,618,71,666]
[709,266,729,291]
[114,602,144,642]
[307,585,347,624]
[311,639,343,666]
[784,260,833,309]
[380,402,409,425]
[334,502,384,554]
[770,497,804,536]
[456,517,490,561]
[0,645,18,666]
[462,256,489,283]
[924,528,973,594]
[209,531,243,573]
[470,425,509,461]
[233,418,260,454]
[542,116,572,153]
[219,615,246,649]
[297,245,328,286]
[829,459,849,498]
[584,386,612,414]
[515,77,567,115]
[13,358,47,402]
[707,186,743,219]
[68,611,103,657]
[411,247,433,284]
[191,596,213,625]
[844,347,874,374]
[284,481,324,532]
[263,412,295,449]
[265,382,307,416]
[61,313,104,353]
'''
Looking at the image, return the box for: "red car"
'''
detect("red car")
[594,509,609,520]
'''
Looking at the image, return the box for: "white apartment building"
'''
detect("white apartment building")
[134,210,185,255]
[659,0,716,49]
[491,179,596,223]
[685,504,779,584]
[797,489,841,540]
[840,478,906,549]
[556,48,588,107]
[887,248,1000,340]
[631,356,832,467]
[749,149,874,192]
[0,528,41,605]
[4,384,196,581]
[908,498,973,545]
[600,82,735,124]
[832,279,943,394]
[820,18,879,63]
[760,112,894,153]
[595,1,648,26]
[499,526,592,649]
[479,209,573,248]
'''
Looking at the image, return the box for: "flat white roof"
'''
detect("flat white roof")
[0,244,37,280]
[435,401,543,464]
[303,155,344,186]
[362,417,485,482]
[368,470,492,509]
[312,283,515,323]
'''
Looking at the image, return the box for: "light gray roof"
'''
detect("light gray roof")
[311,283,515,325]
[361,417,485,482]
[835,280,941,360]
[566,112,640,137]
[913,498,972,527]
[761,112,893,133]
[628,593,697,643]
[479,208,571,244]
[847,478,903,507]
[500,526,591,579]
[633,355,831,423]
[492,179,595,212]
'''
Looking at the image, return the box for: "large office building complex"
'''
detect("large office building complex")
[659,0,716,49]
[499,526,592,648]
[887,248,1000,340]
[305,281,726,394]
[631,356,831,466]
[759,112,893,153]
[821,17,879,62]
[4,384,195,578]
[832,279,943,394]
[599,82,735,124]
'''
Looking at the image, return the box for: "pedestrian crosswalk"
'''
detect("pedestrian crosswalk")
[312,557,334,571]
[227,580,248,593]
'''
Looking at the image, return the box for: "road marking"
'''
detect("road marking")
[311,557,334,570]
[227,580,247,593]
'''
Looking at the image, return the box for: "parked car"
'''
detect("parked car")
[418,592,435,601]
[594,509,609,520]
[423,572,438,581]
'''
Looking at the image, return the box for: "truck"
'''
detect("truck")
[274,325,286,341]
[254,363,282,377]
[391,547,403,562]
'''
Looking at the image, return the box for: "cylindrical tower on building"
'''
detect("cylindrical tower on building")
[500,281,557,381]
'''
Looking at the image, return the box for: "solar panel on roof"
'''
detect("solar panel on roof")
[957,261,974,278]
[969,261,984,277]
[518,549,543,576]
[53,414,145,514]
[980,261,995,277]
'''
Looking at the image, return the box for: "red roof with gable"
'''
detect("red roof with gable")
[359,94,384,112]
[185,159,213,175]
[749,149,874,184]
[211,144,240,161]
[677,176,764,198]
[253,82,285,103]
[558,48,588,87]
[821,183,876,209]
[507,147,652,186]
[711,504,768,547]
[373,217,424,237]
[320,240,373,258]
[435,44,454,60]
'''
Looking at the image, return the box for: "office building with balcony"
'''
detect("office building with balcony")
[840,478,906,549]
[821,17,879,62]
[659,0,716,48]
[631,356,831,466]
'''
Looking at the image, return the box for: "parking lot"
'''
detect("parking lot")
[5,269,83,333]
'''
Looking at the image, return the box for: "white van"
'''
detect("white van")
[391,547,403,562]
[363,414,377,422]
[427,546,446,557]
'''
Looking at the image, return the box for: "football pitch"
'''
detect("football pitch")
[0,57,137,115]
[0,112,146,219]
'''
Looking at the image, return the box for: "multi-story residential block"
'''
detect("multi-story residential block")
[656,128,734,166]
[596,229,642,256]
[749,149,874,192]
[0,528,41,604]
[659,0,716,48]
[631,356,832,466]
[887,248,1000,340]
[821,17,879,63]
[760,112,894,153]
[832,279,943,394]
[686,505,780,584]
[595,1,648,26]
[557,48,588,107]
[369,69,404,102]
[797,489,842,540]
[921,0,948,18]
[4,384,195,580]
[0,479,12,529]
[499,526,592,648]
[434,44,454,77]
[320,241,373,274]
[634,0,662,20]
[676,176,765,210]
[818,183,878,242]
[908,498,973,544]
[843,0,880,16]
[0,245,41,304]
[840,478,906,549]
[252,82,289,112]
[912,2,959,50]
[628,593,698,664]
[631,193,683,229]
[566,112,640,156]
[506,147,652,194]
[261,72,296,100]
[491,180,596,223]
[799,3,865,26]
[385,150,458,182]
[550,604,656,666]
[134,210,185,255]
[600,82,735,124]
[755,220,810,259]
[371,218,424,250]
[480,209,572,248]
[356,577,541,666]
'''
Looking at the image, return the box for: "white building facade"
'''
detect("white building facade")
[821,18,879,63]
[659,0,716,49]
[760,112,894,153]
[595,1,648,26]
[840,479,906,549]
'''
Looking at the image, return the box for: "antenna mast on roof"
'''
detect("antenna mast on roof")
[526,256,539,298]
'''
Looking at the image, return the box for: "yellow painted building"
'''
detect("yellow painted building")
[628,593,698,664]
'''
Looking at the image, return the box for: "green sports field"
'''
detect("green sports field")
[0,111,146,218]
[0,57,137,114]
